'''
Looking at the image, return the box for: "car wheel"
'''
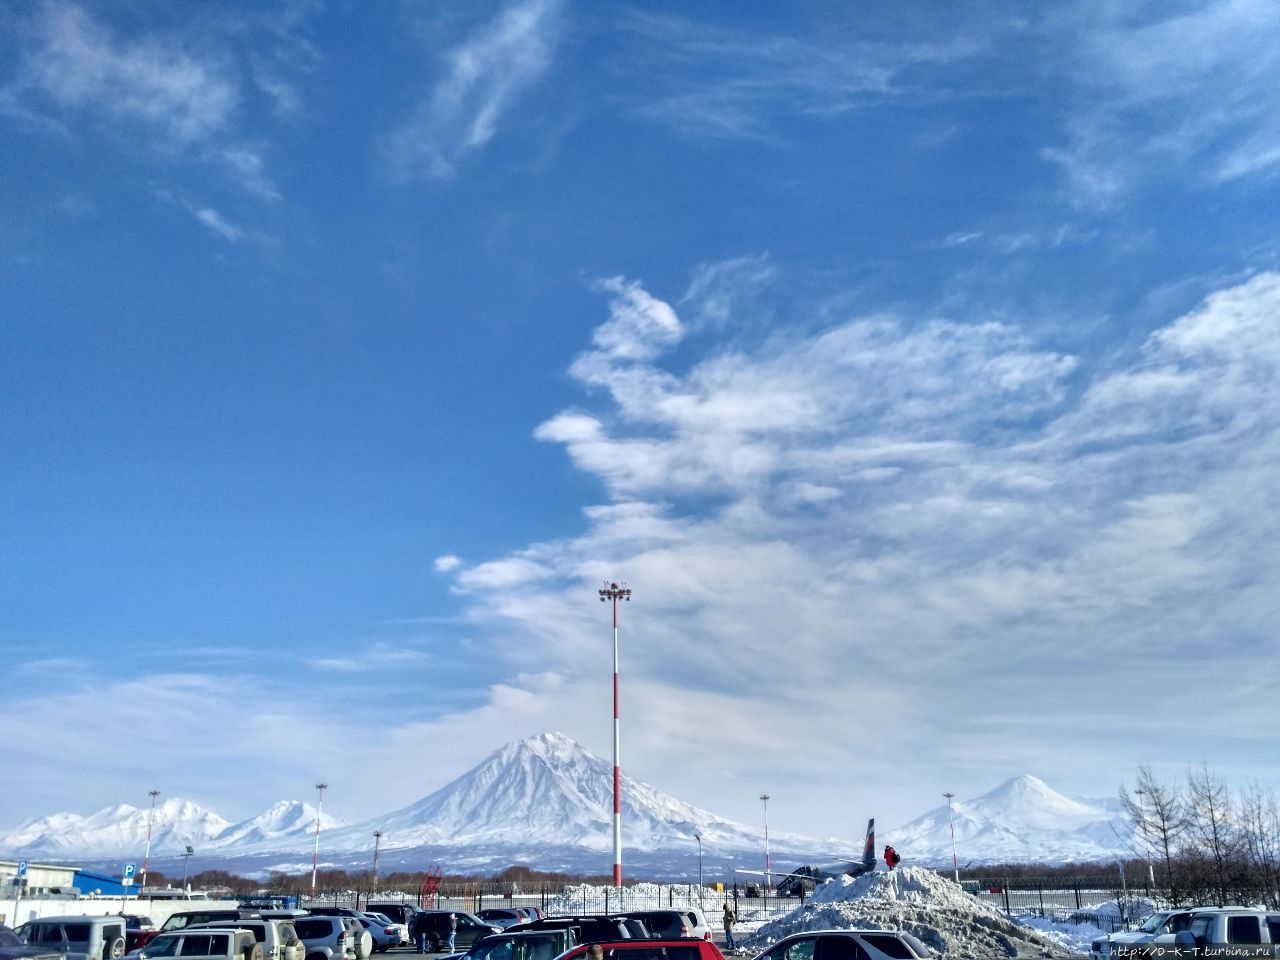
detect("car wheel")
[105,937,127,960]
[429,937,440,953]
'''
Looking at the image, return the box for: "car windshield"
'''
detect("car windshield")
[1138,914,1171,933]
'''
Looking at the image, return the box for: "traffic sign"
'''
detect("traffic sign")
[123,863,136,878]
[122,878,134,887]
[16,861,27,877]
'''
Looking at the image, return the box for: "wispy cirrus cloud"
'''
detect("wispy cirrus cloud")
[1041,0,1280,205]
[15,2,238,146]
[1,2,316,202]
[383,0,565,179]
[431,265,1280,828]
[623,11,985,141]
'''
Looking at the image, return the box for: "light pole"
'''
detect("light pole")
[599,580,631,888]
[694,833,703,895]
[1135,788,1156,892]
[141,789,160,894]
[311,783,328,901]
[943,792,959,883]
[760,794,771,903]
[372,831,383,897]
[181,845,194,892]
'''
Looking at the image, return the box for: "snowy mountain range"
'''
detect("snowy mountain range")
[0,733,1135,876]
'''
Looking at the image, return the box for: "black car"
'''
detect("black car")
[0,925,61,960]
[504,918,647,942]
[411,913,501,953]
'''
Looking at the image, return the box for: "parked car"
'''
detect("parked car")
[750,930,932,960]
[1089,909,1194,959]
[557,940,725,960]
[159,914,260,935]
[410,914,500,954]
[474,913,526,932]
[292,917,356,960]
[135,929,261,960]
[0,925,62,960]
[364,916,407,949]
[15,915,129,960]
[440,928,579,960]
[336,922,371,960]
[182,920,304,960]
[1174,907,1280,953]
[504,918,645,943]
[617,912,694,940]
[116,919,156,957]
[353,917,399,954]
[363,907,419,930]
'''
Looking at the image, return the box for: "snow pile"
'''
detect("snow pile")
[745,868,1076,959]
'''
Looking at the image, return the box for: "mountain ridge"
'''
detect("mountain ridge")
[1,734,1135,871]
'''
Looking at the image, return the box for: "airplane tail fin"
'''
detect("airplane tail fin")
[861,818,876,868]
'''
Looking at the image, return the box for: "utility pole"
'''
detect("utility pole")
[141,789,160,894]
[760,793,771,906]
[372,831,383,897]
[310,783,328,901]
[944,792,960,883]
[599,580,631,888]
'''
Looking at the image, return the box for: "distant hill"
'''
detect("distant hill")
[0,734,1134,877]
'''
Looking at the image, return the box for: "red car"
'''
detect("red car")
[558,940,726,960]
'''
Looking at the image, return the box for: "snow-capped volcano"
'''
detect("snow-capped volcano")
[326,731,804,854]
[1,738,1132,873]
[888,774,1129,865]
[215,801,345,846]
[3,798,229,857]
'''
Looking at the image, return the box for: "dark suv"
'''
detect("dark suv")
[617,914,691,940]
[410,914,500,954]
[505,918,646,943]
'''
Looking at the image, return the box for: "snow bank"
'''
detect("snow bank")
[745,868,1076,959]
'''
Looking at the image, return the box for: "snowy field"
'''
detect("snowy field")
[548,869,1100,957]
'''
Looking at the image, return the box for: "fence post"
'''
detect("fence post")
[1002,881,1011,917]
[1037,882,1044,917]
[1074,880,1081,911]
[605,888,610,914]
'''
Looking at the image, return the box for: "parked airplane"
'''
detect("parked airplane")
[737,818,879,896]
[775,817,878,895]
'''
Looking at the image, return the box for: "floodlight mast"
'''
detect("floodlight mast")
[310,783,328,901]
[599,580,631,888]
[141,789,160,894]
[944,792,959,883]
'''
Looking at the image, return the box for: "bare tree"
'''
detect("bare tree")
[1121,765,1188,904]
[1239,784,1280,908]
[1186,763,1240,906]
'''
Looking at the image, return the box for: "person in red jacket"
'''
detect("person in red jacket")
[883,844,901,870]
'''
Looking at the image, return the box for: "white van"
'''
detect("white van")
[16,915,129,960]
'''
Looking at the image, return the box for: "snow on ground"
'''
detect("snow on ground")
[742,868,1079,958]
[546,871,1090,957]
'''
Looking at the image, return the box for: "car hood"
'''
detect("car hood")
[1107,931,1157,944]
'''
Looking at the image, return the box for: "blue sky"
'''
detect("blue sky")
[3,0,1280,847]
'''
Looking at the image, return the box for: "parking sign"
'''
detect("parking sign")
[123,863,136,878]
[16,861,27,877]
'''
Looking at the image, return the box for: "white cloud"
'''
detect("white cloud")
[625,12,985,140]
[434,554,463,572]
[425,269,1280,832]
[1042,0,1280,202]
[588,277,683,362]
[383,0,565,179]
[191,205,242,242]
[19,3,238,146]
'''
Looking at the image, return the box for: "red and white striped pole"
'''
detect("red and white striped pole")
[599,581,631,888]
